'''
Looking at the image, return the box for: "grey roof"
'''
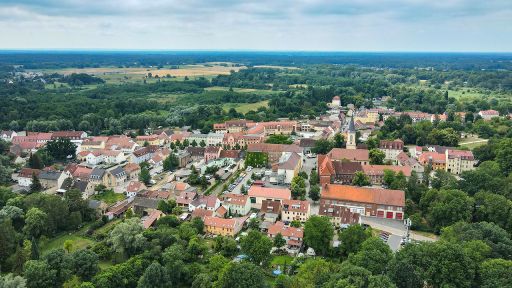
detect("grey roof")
[90,167,106,179]
[88,199,102,209]
[348,117,356,132]
[39,171,62,181]
[133,196,160,209]
[110,166,126,177]
[73,181,89,193]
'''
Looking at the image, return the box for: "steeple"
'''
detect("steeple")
[346,116,356,150]
[348,116,355,133]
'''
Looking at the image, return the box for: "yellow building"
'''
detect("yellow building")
[203,216,245,237]
[135,135,160,146]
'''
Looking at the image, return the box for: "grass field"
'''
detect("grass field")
[460,136,488,150]
[222,100,269,113]
[92,190,125,205]
[41,234,95,254]
[271,255,294,266]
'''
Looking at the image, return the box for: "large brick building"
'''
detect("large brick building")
[320,184,405,220]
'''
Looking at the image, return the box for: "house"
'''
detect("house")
[203,216,246,237]
[418,152,446,171]
[9,142,43,156]
[142,210,164,229]
[222,193,251,216]
[248,186,291,208]
[478,110,499,120]
[322,205,360,227]
[298,138,316,155]
[445,149,475,175]
[247,143,302,164]
[213,119,252,133]
[361,165,412,185]
[191,208,214,220]
[274,152,302,184]
[281,199,310,223]
[176,151,191,167]
[379,139,404,163]
[261,200,282,223]
[64,164,92,181]
[215,206,228,218]
[143,190,171,200]
[123,163,141,180]
[89,168,107,187]
[176,191,198,211]
[318,154,363,186]
[81,140,106,151]
[396,152,424,179]
[51,131,87,144]
[105,136,139,153]
[126,181,147,198]
[12,132,52,145]
[219,149,243,159]
[207,133,224,146]
[268,221,304,249]
[39,170,66,190]
[135,135,160,146]
[331,95,341,108]
[204,146,222,163]
[17,168,41,187]
[131,147,152,164]
[0,130,17,142]
[105,166,127,187]
[189,195,221,212]
[132,197,160,215]
[327,148,369,165]
[320,184,405,220]
[73,180,95,199]
[186,134,208,146]
[88,199,109,215]
[186,147,206,161]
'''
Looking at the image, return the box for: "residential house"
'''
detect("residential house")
[191,208,214,220]
[186,147,206,161]
[17,168,41,187]
[247,143,302,164]
[64,164,92,181]
[322,205,361,227]
[298,138,316,155]
[281,199,310,223]
[135,135,160,146]
[105,136,139,153]
[89,168,107,187]
[396,152,424,179]
[446,149,475,175]
[131,147,152,164]
[126,181,147,198]
[9,142,43,156]
[186,134,208,146]
[320,184,405,220]
[361,165,412,185]
[222,193,251,216]
[205,146,222,163]
[261,200,282,223]
[327,148,369,165]
[207,133,224,146]
[123,163,141,180]
[39,170,66,191]
[176,151,191,167]
[189,195,221,212]
[379,139,404,163]
[248,186,292,208]
[203,216,245,236]
[51,131,87,144]
[478,110,500,120]
[105,166,127,187]
[219,150,242,159]
[418,152,446,171]
[267,221,304,249]
[73,180,95,199]
[176,191,198,211]
[0,130,17,142]
[275,152,302,184]
[142,210,164,229]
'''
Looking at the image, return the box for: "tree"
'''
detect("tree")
[71,250,99,281]
[43,248,71,286]
[479,259,512,288]
[45,138,77,161]
[27,154,43,169]
[273,233,286,248]
[23,208,47,239]
[349,237,392,274]
[339,224,372,256]
[304,216,333,256]
[333,133,345,148]
[496,138,512,175]
[309,169,319,186]
[217,262,266,288]
[163,154,179,171]
[311,139,333,155]
[290,175,306,200]
[0,273,27,288]
[23,260,56,288]
[110,218,147,256]
[420,189,474,232]
[137,262,170,288]
[369,149,385,165]
[240,230,272,266]
[139,167,151,185]
[430,170,458,190]
[352,171,370,186]
[0,219,17,268]
[29,174,43,193]
[309,185,320,202]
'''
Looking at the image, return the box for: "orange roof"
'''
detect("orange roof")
[223,193,249,206]
[282,199,309,213]
[248,186,291,200]
[216,206,228,217]
[204,216,244,229]
[192,208,213,219]
[123,163,140,173]
[247,143,302,154]
[418,152,446,164]
[322,184,405,207]
[318,154,335,176]
[268,221,303,239]
[143,210,163,229]
[328,148,369,162]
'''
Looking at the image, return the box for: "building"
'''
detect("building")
[261,200,282,223]
[131,147,153,164]
[123,163,141,180]
[207,133,224,146]
[445,149,475,175]
[176,151,191,168]
[248,186,291,208]
[331,96,341,108]
[17,168,41,187]
[176,191,198,211]
[39,170,66,190]
[418,152,446,171]
[247,143,302,164]
[478,110,499,120]
[222,193,251,216]
[396,152,424,179]
[186,147,206,161]
[320,184,405,220]
[346,117,357,149]
[275,152,302,184]
[0,131,17,142]
[322,205,360,227]
[203,216,245,237]
[318,154,363,185]
[379,139,404,163]
[51,131,87,144]
[126,181,147,198]
[267,221,304,249]
[281,199,310,223]
[105,166,127,187]
[135,135,160,146]
[189,195,221,212]
[327,148,369,165]
[361,165,412,185]
[205,146,222,163]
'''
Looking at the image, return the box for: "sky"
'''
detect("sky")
[0,0,511,52]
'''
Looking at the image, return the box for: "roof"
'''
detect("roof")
[479,109,499,115]
[216,206,228,217]
[418,152,446,164]
[247,143,302,154]
[109,166,126,177]
[223,193,249,206]
[133,147,150,157]
[318,154,335,176]
[348,117,356,132]
[322,184,405,207]
[204,216,244,230]
[333,161,363,175]
[379,139,404,150]
[205,146,221,154]
[127,181,146,193]
[328,148,369,162]
[268,221,303,239]
[73,180,90,193]
[90,167,106,179]
[142,210,163,229]
[176,191,197,205]
[282,199,309,213]
[144,190,171,200]
[299,138,316,148]
[261,200,282,214]
[191,195,219,209]
[220,150,242,159]
[123,163,140,173]
[192,208,213,219]
[39,170,62,181]
[361,165,412,177]
[186,147,205,157]
[248,186,291,200]
[133,197,160,209]
[333,96,340,100]
[447,149,474,161]
[51,131,85,138]
[278,152,301,170]
[19,168,41,178]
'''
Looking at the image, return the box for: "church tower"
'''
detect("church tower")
[346,117,357,150]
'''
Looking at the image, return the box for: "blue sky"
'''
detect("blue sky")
[0,0,511,51]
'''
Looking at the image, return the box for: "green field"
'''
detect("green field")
[92,190,125,205]
[41,234,95,254]
[222,100,269,113]
[271,255,294,266]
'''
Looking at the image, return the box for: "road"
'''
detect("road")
[361,216,437,242]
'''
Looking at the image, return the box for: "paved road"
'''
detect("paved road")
[361,216,437,242]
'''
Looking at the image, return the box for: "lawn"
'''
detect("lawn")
[41,234,95,255]
[222,100,269,114]
[92,190,125,205]
[459,135,488,150]
[271,255,294,266]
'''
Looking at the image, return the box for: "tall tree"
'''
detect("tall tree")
[29,174,43,193]
[304,216,333,256]
[137,262,170,288]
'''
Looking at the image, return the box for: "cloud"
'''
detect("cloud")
[0,0,510,51]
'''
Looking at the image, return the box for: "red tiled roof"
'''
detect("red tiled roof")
[322,184,405,207]
[328,148,369,162]
[223,193,249,206]
[282,199,309,213]
[268,221,303,239]
[247,143,302,154]
[192,208,213,219]
[248,186,291,200]
[19,168,41,178]
[362,165,412,177]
